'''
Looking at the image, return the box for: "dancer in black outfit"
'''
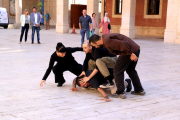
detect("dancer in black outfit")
[40,43,83,87]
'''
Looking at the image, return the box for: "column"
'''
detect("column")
[14,0,22,29]
[56,0,69,33]
[0,0,3,7]
[87,0,99,35]
[120,0,136,39]
[100,0,105,33]
[164,0,180,43]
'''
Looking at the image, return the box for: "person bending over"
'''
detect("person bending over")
[40,43,83,87]
[89,33,146,99]
[71,68,132,101]
[80,41,117,88]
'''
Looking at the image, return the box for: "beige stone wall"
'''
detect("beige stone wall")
[22,0,38,15]
[111,25,165,37]
[111,25,121,33]
[44,0,56,25]
[136,26,165,37]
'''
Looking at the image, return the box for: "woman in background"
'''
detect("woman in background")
[91,13,98,35]
[99,13,110,36]
[19,9,30,44]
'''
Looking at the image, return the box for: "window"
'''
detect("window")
[148,0,160,15]
[116,0,122,14]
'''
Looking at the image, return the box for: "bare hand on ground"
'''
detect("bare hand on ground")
[70,88,79,91]
[40,80,46,87]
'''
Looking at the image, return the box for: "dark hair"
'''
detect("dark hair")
[76,75,85,86]
[33,7,37,10]
[56,42,66,53]
[89,34,101,44]
[92,13,96,17]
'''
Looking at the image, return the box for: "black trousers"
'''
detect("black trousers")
[52,63,82,83]
[113,49,144,94]
[20,24,29,42]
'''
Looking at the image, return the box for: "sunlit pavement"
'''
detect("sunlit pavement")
[0,28,180,120]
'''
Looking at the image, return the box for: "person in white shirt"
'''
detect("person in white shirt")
[30,7,41,44]
[19,9,30,44]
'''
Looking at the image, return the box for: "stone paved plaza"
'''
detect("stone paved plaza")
[0,28,180,120]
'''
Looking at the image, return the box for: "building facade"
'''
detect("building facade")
[102,0,180,43]
[0,0,180,44]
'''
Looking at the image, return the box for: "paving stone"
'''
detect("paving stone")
[0,29,180,120]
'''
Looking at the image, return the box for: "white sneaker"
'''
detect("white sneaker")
[100,83,110,88]
[18,42,22,44]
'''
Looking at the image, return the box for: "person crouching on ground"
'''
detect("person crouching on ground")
[40,42,83,87]
[71,68,132,102]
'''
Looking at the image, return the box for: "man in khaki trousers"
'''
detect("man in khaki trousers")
[80,41,117,88]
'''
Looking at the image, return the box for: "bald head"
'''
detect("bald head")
[82,41,92,54]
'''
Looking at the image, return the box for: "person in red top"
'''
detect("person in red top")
[89,33,146,99]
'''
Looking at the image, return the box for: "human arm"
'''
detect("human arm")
[98,88,111,102]
[79,17,82,30]
[41,55,55,81]
[105,33,133,55]
[89,17,93,31]
[98,18,104,29]
[82,54,91,72]
[30,13,36,26]
[37,14,41,26]
[40,55,55,87]
[82,68,98,83]
[20,15,22,23]
[70,78,79,91]
[66,47,83,53]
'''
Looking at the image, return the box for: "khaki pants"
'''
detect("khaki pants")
[88,57,117,77]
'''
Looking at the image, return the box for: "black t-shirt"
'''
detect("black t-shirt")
[85,70,106,89]
[82,47,116,71]
[42,47,83,80]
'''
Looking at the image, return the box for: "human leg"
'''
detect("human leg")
[52,64,67,86]
[88,59,96,70]
[80,29,85,46]
[36,26,40,43]
[24,24,29,42]
[31,26,35,43]
[85,29,90,40]
[20,26,25,42]
[68,64,82,76]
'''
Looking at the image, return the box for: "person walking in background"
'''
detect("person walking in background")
[19,9,30,44]
[99,13,111,36]
[91,13,98,35]
[79,9,93,46]
[44,11,51,30]
[30,7,41,44]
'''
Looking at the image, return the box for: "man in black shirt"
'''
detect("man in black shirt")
[40,43,83,87]
[80,41,117,88]
[71,68,132,101]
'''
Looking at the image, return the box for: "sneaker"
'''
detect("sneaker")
[18,42,22,44]
[125,79,132,92]
[25,41,28,44]
[111,93,126,99]
[131,90,146,95]
[99,83,110,88]
[109,82,114,88]
[31,42,34,44]
[38,42,41,44]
